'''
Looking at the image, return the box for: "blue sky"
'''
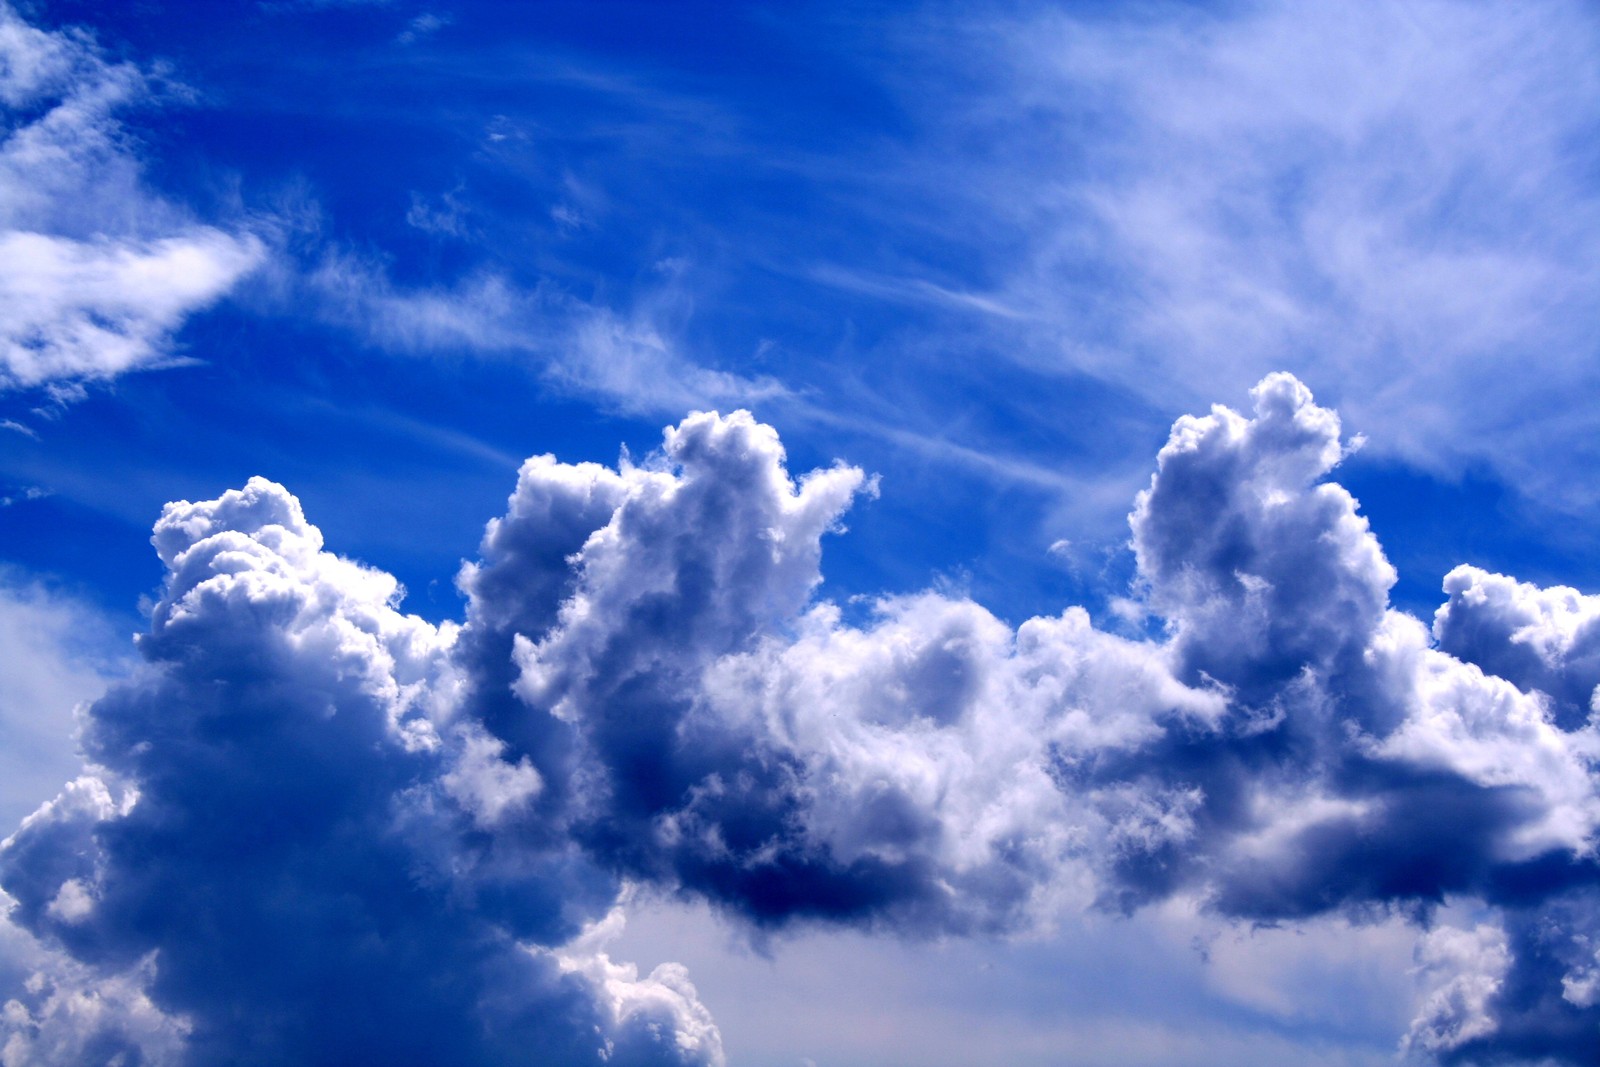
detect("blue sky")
[2,2,1600,1064]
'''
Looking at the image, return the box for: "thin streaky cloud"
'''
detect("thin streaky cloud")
[0,3,263,396]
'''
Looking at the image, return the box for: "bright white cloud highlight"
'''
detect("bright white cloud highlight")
[1405,921,1511,1055]
[0,3,262,393]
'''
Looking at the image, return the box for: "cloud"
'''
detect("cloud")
[0,900,193,1066]
[555,901,724,1067]
[558,307,788,417]
[0,477,722,1065]
[397,12,451,46]
[476,376,1600,1058]
[405,185,473,238]
[605,889,1423,1066]
[1434,565,1600,730]
[909,0,1600,510]
[0,3,263,395]
[1405,920,1511,1056]
[304,251,784,417]
[1130,372,1393,697]
[0,573,128,830]
[5,374,1600,1062]
[0,231,264,390]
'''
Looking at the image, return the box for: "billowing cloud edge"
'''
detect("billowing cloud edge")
[3,373,1598,1064]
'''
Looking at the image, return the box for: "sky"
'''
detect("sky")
[1,1,1599,1064]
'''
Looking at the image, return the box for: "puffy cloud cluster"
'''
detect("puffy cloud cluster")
[4,374,1599,1063]
[1405,920,1511,1057]
[0,3,262,396]
[0,478,722,1066]
[1434,566,1600,731]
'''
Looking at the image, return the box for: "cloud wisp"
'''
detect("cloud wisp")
[3,374,1598,1063]
[0,3,263,399]
[302,249,785,419]
[891,0,1600,511]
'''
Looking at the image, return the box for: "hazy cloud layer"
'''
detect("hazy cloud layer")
[0,574,126,830]
[4,375,1599,1062]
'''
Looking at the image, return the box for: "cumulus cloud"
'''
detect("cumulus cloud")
[1,880,192,1067]
[5,373,1600,1063]
[1405,920,1510,1056]
[0,477,721,1065]
[1434,566,1600,730]
[554,901,724,1067]
[1131,372,1393,696]
[0,3,262,394]
[476,376,1600,1058]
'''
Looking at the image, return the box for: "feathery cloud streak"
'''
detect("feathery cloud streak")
[0,3,262,396]
[899,0,1600,508]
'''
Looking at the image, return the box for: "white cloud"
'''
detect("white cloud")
[1404,920,1510,1056]
[397,12,450,46]
[440,724,543,829]
[0,903,191,1067]
[0,573,128,831]
[0,777,186,1067]
[0,230,263,389]
[478,376,1600,1059]
[405,185,473,237]
[1434,564,1600,727]
[612,891,1415,1067]
[554,901,725,1067]
[0,3,263,394]
[1130,372,1394,696]
[0,475,723,1065]
[7,374,1600,1063]
[304,251,784,417]
[1562,940,1600,1009]
[559,306,788,416]
[1366,612,1600,859]
[928,0,1600,507]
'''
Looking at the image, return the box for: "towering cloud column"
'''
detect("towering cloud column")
[0,478,723,1067]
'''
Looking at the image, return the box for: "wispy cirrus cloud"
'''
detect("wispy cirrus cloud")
[0,3,263,397]
[303,249,786,417]
[880,0,1600,508]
